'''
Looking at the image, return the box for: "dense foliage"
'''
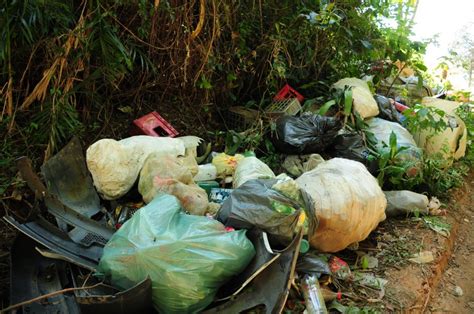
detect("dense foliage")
[0,0,424,194]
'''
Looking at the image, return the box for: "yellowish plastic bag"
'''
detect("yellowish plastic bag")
[333,78,379,119]
[233,157,275,188]
[296,158,386,252]
[86,136,186,200]
[412,97,467,164]
[138,153,208,215]
[212,153,245,177]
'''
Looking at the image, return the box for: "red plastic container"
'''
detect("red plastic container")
[131,111,179,137]
[273,84,305,103]
[393,101,409,112]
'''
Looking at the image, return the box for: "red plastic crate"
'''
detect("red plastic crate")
[131,111,179,137]
[273,84,304,103]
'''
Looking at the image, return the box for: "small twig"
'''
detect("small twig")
[1,283,103,313]
[81,272,93,288]
[385,62,407,97]
[190,0,206,40]
[421,286,431,313]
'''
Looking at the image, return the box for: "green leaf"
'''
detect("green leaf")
[225,131,243,155]
[318,99,336,115]
[344,88,353,116]
[361,255,369,269]
[389,131,398,153]
[198,75,213,89]
[417,74,423,90]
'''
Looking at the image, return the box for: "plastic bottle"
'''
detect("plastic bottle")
[299,239,310,254]
[301,275,328,314]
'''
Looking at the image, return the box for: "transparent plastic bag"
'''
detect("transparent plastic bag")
[96,194,255,314]
[233,157,275,188]
[138,153,208,215]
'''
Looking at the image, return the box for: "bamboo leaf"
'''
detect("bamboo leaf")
[344,88,353,116]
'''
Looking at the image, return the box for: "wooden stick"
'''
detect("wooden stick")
[1,283,103,313]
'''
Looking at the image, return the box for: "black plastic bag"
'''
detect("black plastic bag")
[217,179,316,246]
[374,94,404,124]
[330,132,378,174]
[296,253,331,278]
[272,113,342,154]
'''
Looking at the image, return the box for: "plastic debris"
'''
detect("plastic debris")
[333,77,379,118]
[296,254,331,277]
[413,97,468,164]
[138,153,208,215]
[300,275,328,314]
[130,111,179,137]
[453,286,464,297]
[97,194,255,313]
[409,251,435,264]
[233,157,275,188]
[353,272,388,289]
[282,154,325,177]
[329,131,378,174]
[210,188,233,204]
[367,117,422,163]
[193,164,218,182]
[86,136,187,200]
[296,158,387,252]
[329,256,352,281]
[374,94,405,124]
[212,153,245,177]
[384,190,429,217]
[423,216,451,237]
[273,113,342,154]
[217,179,315,245]
[360,254,379,269]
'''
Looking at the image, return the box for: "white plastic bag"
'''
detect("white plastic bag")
[413,97,467,163]
[86,136,199,200]
[366,117,422,167]
[333,78,379,119]
[193,164,218,182]
[384,190,428,217]
[233,157,275,188]
[296,158,386,252]
[138,153,208,215]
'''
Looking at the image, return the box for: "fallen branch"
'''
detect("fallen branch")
[1,283,103,313]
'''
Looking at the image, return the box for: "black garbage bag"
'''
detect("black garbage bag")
[296,253,331,278]
[272,113,342,154]
[330,132,378,174]
[217,179,316,246]
[374,94,405,124]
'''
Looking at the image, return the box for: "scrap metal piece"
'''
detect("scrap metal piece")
[203,231,303,314]
[17,157,114,246]
[4,215,101,270]
[10,234,81,314]
[41,136,101,218]
[75,277,153,314]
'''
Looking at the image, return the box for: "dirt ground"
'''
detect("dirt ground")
[428,175,474,313]
[370,171,474,313]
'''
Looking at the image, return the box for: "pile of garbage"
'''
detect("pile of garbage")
[4,78,467,313]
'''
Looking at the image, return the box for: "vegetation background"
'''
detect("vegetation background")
[0,0,425,195]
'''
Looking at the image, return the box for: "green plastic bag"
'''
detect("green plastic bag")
[96,194,255,313]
